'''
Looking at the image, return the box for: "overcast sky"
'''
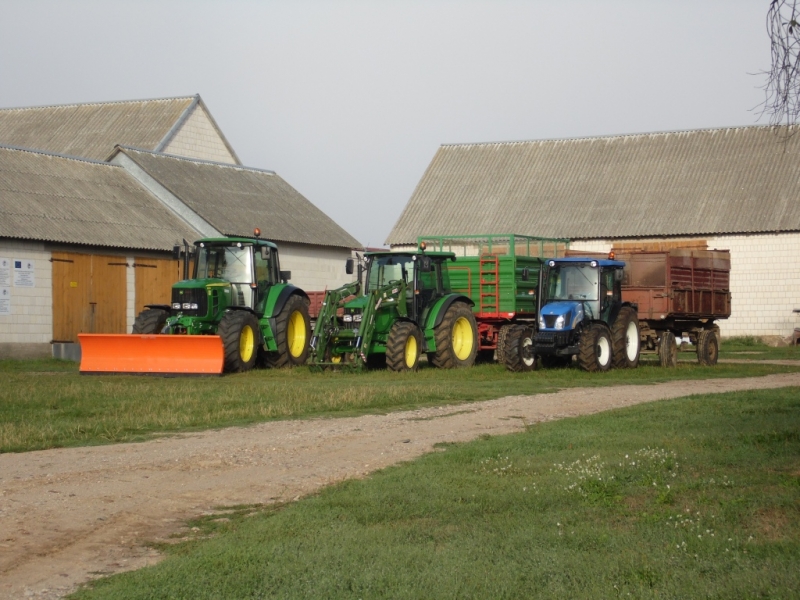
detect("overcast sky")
[0,1,770,247]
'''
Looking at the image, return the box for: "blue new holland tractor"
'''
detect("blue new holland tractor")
[533,257,641,372]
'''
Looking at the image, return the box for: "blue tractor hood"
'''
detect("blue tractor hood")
[539,301,585,332]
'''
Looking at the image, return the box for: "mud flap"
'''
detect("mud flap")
[78,334,224,375]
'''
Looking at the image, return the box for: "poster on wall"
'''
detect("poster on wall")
[0,287,10,316]
[13,258,35,287]
[0,257,10,287]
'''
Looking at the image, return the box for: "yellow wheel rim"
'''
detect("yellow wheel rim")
[404,334,418,368]
[287,310,307,358]
[239,324,255,362]
[452,316,474,361]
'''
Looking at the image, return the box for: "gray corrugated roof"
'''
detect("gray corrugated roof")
[0,145,200,250]
[386,126,800,244]
[116,148,362,249]
[0,96,196,162]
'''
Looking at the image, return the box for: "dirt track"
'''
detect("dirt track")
[2,369,800,599]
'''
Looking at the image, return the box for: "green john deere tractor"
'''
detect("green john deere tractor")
[309,247,478,371]
[130,235,310,373]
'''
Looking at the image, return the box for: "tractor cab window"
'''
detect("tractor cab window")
[366,255,415,293]
[546,264,599,301]
[254,248,271,287]
[196,246,253,283]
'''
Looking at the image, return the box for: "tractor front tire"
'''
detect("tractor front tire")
[503,325,537,372]
[132,308,169,334]
[577,323,613,372]
[697,329,719,366]
[386,321,422,372]
[218,310,260,373]
[611,306,640,369]
[430,302,478,369]
[264,295,311,368]
[658,330,677,368]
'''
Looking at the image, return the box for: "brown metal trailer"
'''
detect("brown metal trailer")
[615,249,731,367]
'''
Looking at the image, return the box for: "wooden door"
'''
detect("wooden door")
[51,252,128,341]
[134,258,181,315]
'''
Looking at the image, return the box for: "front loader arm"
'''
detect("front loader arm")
[309,281,361,364]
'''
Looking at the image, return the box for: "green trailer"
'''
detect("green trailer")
[419,234,569,371]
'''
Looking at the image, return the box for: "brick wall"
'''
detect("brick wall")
[162,105,237,164]
[0,240,53,345]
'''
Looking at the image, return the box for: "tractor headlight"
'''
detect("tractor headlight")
[539,315,545,329]
[353,314,362,322]
[554,314,566,330]
[343,314,353,322]
[172,302,181,310]
[182,303,192,310]
[190,303,198,310]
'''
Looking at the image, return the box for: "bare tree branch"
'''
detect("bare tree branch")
[759,0,800,133]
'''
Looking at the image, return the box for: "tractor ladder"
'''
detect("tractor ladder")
[479,254,500,317]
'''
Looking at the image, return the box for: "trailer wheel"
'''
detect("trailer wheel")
[132,308,168,334]
[386,321,422,372]
[265,295,311,368]
[430,302,478,369]
[611,306,640,368]
[577,323,613,372]
[697,330,719,366]
[219,310,260,373]
[496,324,515,364]
[503,325,537,372]
[658,330,677,368]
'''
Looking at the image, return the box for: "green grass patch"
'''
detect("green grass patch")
[70,387,800,599]
[1,358,798,453]
[719,337,800,360]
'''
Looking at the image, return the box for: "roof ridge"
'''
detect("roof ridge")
[440,124,786,149]
[0,94,198,112]
[115,146,275,175]
[0,143,119,166]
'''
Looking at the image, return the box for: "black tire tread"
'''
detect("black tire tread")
[132,308,169,334]
[385,321,422,372]
[611,306,640,369]
[218,310,260,373]
[577,323,612,372]
[658,330,677,368]
[264,295,311,368]
[496,324,515,365]
[430,302,478,369]
[697,329,719,366]
[503,325,537,372]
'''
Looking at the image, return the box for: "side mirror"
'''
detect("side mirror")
[345,258,354,275]
[615,269,624,282]
[521,267,530,281]
[280,270,291,282]
[418,256,432,272]
[261,247,269,260]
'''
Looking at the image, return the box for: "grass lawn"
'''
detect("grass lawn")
[1,354,798,453]
[69,386,800,599]
[718,336,800,361]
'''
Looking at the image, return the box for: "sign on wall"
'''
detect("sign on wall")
[0,258,10,315]
[13,258,35,288]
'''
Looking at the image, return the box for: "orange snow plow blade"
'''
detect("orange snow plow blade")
[78,334,224,375]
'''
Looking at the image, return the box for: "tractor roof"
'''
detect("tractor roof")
[550,256,625,268]
[196,236,278,249]
[365,250,456,260]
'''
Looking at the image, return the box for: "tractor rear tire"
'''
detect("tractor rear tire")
[611,306,640,369]
[218,310,260,373]
[658,331,677,368]
[503,325,537,372]
[430,302,478,369]
[264,295,311,368]
[577,323,613,372]
[132,308,168,334]
[496,324,515,364]
[386,321,422,372]
[697,329,719,366]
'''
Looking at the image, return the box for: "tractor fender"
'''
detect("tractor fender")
[425,294,474,332]
[263,284,309,319]
[144,304,171,311]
